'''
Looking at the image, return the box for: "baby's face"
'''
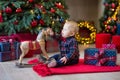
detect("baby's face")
[61,24,73,38]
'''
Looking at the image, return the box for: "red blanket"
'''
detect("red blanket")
[28,59,120,77]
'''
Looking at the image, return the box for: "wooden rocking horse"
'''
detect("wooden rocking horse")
[16,27,53,68]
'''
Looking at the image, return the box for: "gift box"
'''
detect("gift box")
[84,48,99,65]
[102,44,116,49]
[112,35,120,53]
[0,51,11,62]
[13,42,21,59]
[84,48,117,66]
[0,42,11,52]
[103,49,117,66]
[95,33,111,48]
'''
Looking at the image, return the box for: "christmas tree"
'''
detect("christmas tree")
[99,0,119,35]
[0,0,69,35]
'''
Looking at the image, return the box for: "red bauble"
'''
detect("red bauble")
[16,8,22,13]
[13,20,19,25]
[113,26,117,29]
[42,9,46,14]
[55,3,63,9]
[29,0,33,3]
[104,21,107,25]
[111,29,115,33]
[39,19,44,26]
[107,25,111,29]
[111,3,116,8]
[31,20,38,27]
[5,7,12,14]
[50,8,55,13]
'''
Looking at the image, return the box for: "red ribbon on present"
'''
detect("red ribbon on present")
[9,39,15,60]
[85,52,99,60]
[0,38,8,42]
[98,56,116,66]
[96,48,116,66]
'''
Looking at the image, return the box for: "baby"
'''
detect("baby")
[47,20,80,67]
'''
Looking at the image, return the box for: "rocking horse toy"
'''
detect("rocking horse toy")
[16,27,53,68]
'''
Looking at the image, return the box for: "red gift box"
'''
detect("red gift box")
[95,33,111,48]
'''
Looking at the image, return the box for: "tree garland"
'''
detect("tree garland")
[75,21,96,44]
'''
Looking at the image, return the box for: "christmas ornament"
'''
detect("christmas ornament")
[31,20,38,27]
[0,13,3,23]
[55,2,63,9]
[5,6,12,14]
[104,21,107,25]
[13,20,19,25]
[16,8,22,13]
[50,8,55,13]
[60,17,64,22]
[37,15,41,20]
[39,19,44,26]
[110,8,115,11]
[111,3,116,8]
[107,25,111,30]
[42,8,46,14]
[113,26,117,29]
[30,10,34,14]
[29,0,34,3]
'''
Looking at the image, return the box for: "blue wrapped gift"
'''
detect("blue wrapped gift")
[0,42,11,52]
[84,48,99,65]
[14,42,21,59]
[103,49,117,66]
[0,51,11,62]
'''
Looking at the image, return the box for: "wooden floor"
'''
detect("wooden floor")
[0,44,120,80]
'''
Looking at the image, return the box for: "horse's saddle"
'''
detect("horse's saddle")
[29,41,40,50]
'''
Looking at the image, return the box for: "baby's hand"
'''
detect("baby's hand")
[46,28,54,36]
[60,57,67,64]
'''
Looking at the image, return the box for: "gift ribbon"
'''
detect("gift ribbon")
[9,39,15,60]
[97,56,116,66]
[85,52,99,60]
